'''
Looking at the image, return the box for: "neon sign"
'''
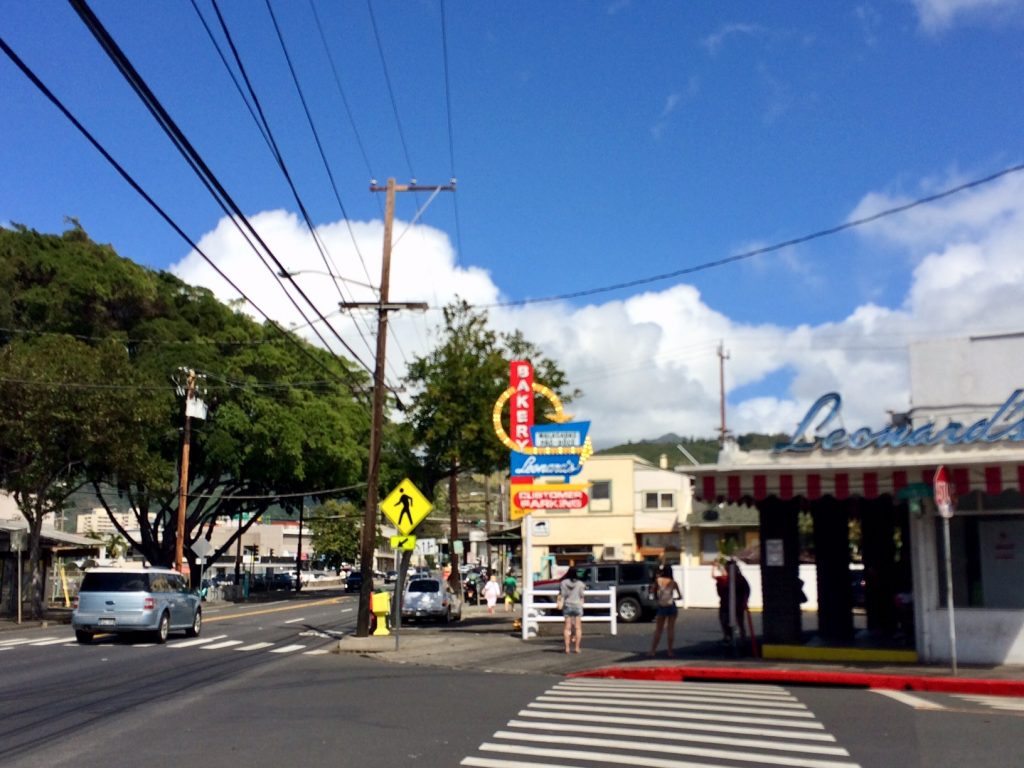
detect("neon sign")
[775,390,1024,453]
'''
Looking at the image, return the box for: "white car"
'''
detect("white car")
[401,577,462,623]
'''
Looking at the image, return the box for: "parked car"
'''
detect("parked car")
[71,566,202,644]
[270,572,295,591]
[533,561,659,623]
[345,571,364,592]
[384,570,398,584]
[401,577,462,623]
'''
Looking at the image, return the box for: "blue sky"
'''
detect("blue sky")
[3,1,1024,446]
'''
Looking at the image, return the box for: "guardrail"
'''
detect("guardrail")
[522,586,617,638]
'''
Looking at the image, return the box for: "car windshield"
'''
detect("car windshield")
[407,579,439,593]
[80,572,151,592]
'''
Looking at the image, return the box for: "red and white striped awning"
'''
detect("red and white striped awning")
[691,461,1024,503]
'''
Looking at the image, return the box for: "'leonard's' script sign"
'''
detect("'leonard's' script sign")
[775,390,1024,454]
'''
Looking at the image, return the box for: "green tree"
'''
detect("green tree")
[308,499,367,573]
[0,225,372,590]
[403,300,576,594]
[0,335,149,617]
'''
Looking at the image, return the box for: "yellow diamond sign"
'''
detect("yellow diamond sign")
[380,478,432,535]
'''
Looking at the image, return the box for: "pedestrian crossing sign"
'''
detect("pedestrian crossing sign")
[380,478,432,535]
[390,535,417,551]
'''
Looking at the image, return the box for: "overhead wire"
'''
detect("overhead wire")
[0,34,371,404]
[206,0,378,366]
[438,0,464,267]
[481,160,1024,309]
[67,0,372,376]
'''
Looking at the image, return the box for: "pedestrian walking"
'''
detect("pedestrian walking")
[502,570,518,612]
[647,564,682,657]
[559,567,586,654]
[483,573,502,615]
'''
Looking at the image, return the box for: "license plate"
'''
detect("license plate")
[98,617,115,626]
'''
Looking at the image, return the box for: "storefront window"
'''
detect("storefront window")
[937,513,1024,609]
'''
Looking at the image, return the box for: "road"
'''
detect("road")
[2,590,1022,767]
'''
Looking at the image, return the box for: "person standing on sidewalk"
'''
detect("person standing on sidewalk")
[502,570,518,612]
[648,564,682,657]
[483,573,502,615]
[713,557,750,644]
[559,567,586,654]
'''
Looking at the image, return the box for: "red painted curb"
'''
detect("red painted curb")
[568,666,1024,697]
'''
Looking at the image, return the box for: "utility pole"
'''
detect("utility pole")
[348,177,454,637]
[718,341,730,446]
[175,369,196,576]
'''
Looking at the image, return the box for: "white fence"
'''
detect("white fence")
[522,586,618,639]
[672,563,819,610]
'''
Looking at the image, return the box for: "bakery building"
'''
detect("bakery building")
[690,334,1024,665]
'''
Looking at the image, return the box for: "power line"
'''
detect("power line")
[484,160,1024,308]
[69,0,375,379]
[438,0,464,267]
[203,0,377,366]
[0,33,371,404]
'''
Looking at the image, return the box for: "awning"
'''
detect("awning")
[691,460,1024,504]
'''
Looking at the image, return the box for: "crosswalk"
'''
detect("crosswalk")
[0,633,332,656]
[463,677,861,768]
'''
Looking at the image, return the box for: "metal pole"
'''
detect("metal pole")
[521,515,532,640]
[942,517,958,675]
[16,546,22,625]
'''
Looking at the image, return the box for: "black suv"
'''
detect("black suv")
[534,561,659,623]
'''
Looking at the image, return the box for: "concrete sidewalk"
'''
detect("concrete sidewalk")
[339,604,1024,695]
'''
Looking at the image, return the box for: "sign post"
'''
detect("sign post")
[380,479,433,651]
[11,530,25,625]
[934,465,958,675]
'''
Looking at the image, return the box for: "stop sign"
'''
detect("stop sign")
[934,465,954,518]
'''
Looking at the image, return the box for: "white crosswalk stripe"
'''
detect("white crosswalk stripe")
[462,678,860,768]
[201,640,245,650]
[955,694,1024,712]
[269,644,306,654]
[235,642,275,652]
[3,632,326,657]
[0,636,60,647]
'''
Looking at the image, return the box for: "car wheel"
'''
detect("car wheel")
[75,630,93,644]
[154,612,170,644]
[185,608,202,638]
[617,596,642,623]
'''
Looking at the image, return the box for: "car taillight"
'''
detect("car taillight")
[72,596,79,610]
[143,597,155,610]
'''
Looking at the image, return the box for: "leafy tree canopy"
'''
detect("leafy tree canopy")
[0,225,374,597]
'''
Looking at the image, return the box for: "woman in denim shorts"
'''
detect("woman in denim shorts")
[559,568,586,654]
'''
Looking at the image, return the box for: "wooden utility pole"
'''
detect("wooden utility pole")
[175,368,197,575]
[718,341,730,446]
[348,177,454,637]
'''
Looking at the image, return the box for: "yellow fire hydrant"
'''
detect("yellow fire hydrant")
[371,590,391,636]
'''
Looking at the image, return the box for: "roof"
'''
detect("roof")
[0,519,104,550]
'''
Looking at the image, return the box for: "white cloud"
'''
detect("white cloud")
[701,23,766,55]
[172,169,1024,449]
[910,0,1024,31]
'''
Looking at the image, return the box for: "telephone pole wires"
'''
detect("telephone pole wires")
[349,177,454,637]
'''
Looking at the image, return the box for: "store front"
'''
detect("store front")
[691,396,1024,665]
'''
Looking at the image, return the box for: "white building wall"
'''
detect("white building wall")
[909,335,1024,665]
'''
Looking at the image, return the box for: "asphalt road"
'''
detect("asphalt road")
[3,589,1022,767]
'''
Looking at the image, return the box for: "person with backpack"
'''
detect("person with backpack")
[648,564,683,657]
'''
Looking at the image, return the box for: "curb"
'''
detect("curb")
[570,665,1024,697]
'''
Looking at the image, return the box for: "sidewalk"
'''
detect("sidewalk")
[339,604,1024,696]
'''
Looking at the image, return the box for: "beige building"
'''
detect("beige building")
[525,454,691,578]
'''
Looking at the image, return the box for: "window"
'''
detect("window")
[937,514,1024,609]
[591,481,610,500]
[644,492,675,510]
